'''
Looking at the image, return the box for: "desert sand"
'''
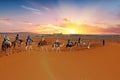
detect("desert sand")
[0,34,120,80]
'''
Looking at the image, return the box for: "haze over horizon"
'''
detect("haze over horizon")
[0,0,120,34]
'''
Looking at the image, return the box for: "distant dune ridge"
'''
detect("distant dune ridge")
[0,32,120,42]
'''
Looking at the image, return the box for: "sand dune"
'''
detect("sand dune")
[0,34,120,80]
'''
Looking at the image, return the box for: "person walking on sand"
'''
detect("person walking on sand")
[102,39,105,46]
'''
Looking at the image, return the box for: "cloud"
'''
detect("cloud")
[35,2,51,11]
[100,26,120,34]
[21,21,33,25]
[27,1,52,11]
[29,24,67,34]
[63,18,71,22]
[31,22,120,34]
[21,5,42,15]
[0,18,12,25]
[78,24,120,34]
[58,18,120,34]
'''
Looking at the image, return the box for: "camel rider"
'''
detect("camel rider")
[41,36,45,41]
[15,34,22,45]
[15,34,20,43]
[78,37,81,43]
[27,35,33,42]
[55,38,60,46]
[15,34,19,41]
[68,39,73,45]
[3,35,11,46]
[26,35,33,43]
[4,35,10,41]
[78,37,82,44]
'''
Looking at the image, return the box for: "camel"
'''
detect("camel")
[77,40,91,49]
[12,39,23,48]
[37,40,48,52]
[52,42,64,52]
[66,41,77,52]
[1,40,12,56]
[25,40,33,51]
[77,39,83,48]
[12,39,23,52]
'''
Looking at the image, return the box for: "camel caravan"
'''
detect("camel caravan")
[1,34,24,55]
[0,34,92,56]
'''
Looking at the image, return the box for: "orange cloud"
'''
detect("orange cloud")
[57,19,120,34]
[100,26,120,34]
[1,17,119,34]
[63,18,71,22]
[21,21,33,25]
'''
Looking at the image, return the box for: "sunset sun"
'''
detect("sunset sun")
[69,29,76,34]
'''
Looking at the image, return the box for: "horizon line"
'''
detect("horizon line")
[0,32,120,35]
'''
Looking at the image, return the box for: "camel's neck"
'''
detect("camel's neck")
[60,43,64,47]
[73,42,76,46]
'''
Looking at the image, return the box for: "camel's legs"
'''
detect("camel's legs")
[45,46,48,52]
[41,46,48,53]
[29,45,32,50]
[25,46,28,50]
[70,47,72,52]
[26,45,32,51]
[41,46,44,52]
[6,48,12,56]
[58,47,60,52]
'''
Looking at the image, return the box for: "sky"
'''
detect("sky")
[0,0,120,34]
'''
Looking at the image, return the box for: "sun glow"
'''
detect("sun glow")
[69,29,76,34]
[33,23,95,34]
